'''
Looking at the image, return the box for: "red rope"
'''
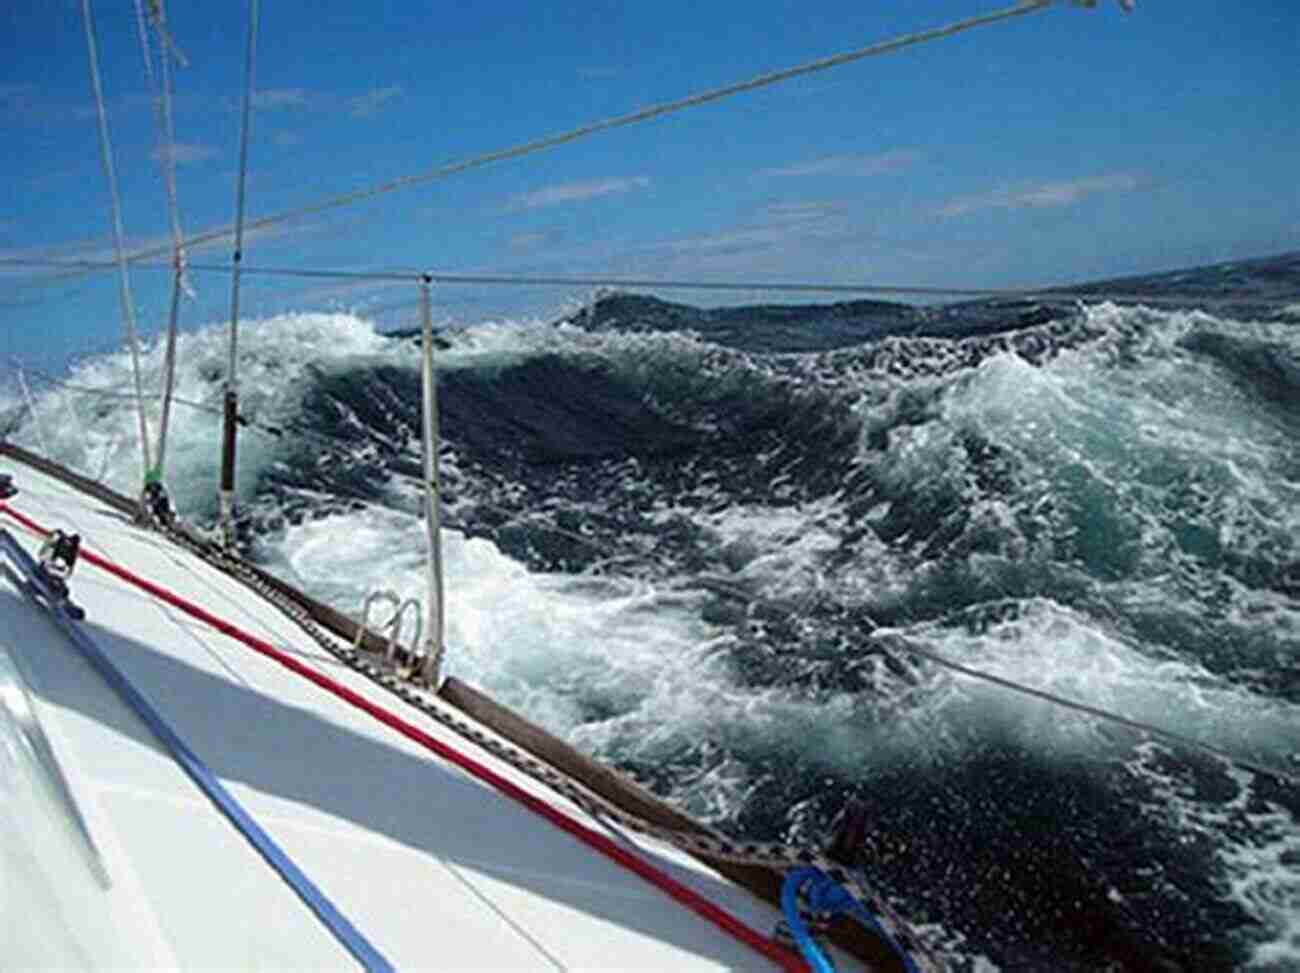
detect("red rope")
[1,502,806,972]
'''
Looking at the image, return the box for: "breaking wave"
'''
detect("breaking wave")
[5,257,1300,970]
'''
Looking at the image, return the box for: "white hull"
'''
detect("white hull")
[1,458,841,970]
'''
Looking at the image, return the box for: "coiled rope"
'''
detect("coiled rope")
[782,867,920,973]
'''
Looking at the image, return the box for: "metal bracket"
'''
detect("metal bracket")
[37,530,81,582]
[354,589,423,664]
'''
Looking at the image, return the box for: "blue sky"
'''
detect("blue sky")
[2,0,1297,371]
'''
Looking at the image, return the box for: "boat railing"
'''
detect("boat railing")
[354,589,423,665]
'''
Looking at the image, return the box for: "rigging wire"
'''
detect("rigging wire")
[175,0,1059,255]
[134,0,189,487]
[14,368,51,459]
[80,0,153,485]
[872,633,1298,787]
[3,254,1285,310]
[20,0,1288,786]
[26,1,1062,283]
[11,362,1297,789]
[130,0,154,85]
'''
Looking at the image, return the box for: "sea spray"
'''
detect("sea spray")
[8,263,1299,969]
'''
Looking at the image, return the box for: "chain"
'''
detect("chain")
[147,510,943,970]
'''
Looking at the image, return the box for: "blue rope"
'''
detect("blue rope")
[781,865,920,973]
[0,530,394,972]
[781,868,837,973]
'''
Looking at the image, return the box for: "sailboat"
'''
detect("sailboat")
[6,0,1299,970]
[3,442,929,970]
[3,1,1022,969]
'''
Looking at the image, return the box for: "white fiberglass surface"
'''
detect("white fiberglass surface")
[0,635,153,969]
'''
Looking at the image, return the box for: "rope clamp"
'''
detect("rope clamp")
[38,530,81,582]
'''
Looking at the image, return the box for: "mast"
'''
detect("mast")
[220,0,259,545]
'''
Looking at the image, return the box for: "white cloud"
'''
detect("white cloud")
[0,207,324,286]
[247,85,404,118]
[253,88,310,110]
[237,86,401,119]
[510,176,650,211]
[658,200,855,260]
[760,150,921,179]
[664,225,793,256]
[760,200,847,223]
[348,85,403,118]
[150,142,217,165]
[939,172,1141,217]
[508,230,555,251]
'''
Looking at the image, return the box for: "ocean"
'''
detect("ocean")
[5,251,1299,971]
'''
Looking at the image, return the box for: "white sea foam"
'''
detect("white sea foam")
[889,599,1300,758]
[1127,752,1300,971]
[10,311,405,510]
[11,299,1299,964]
[274,504,736,740]
[267,500,927,822]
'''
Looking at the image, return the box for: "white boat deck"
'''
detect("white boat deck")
[0,460,837,971]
